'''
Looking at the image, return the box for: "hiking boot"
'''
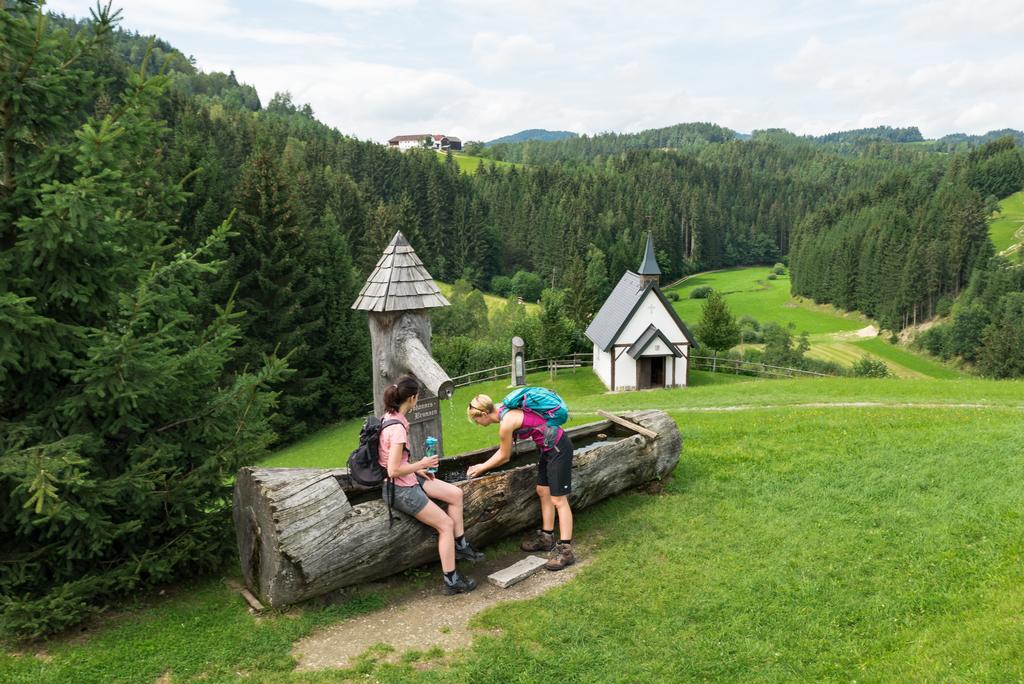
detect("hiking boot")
[520,529,556,553]
[442,571,478,595]
[544,542,576,571]
[455,540,485,562]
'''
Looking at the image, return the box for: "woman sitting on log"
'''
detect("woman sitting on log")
[380,375,484,595]
[466,393,576,571]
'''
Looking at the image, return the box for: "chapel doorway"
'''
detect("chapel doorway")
[638,356,666,389]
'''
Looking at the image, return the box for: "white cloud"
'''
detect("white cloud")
[471,32,556,71]
[46,0,343,47]
[46,0,1024,140]
[902,0,1024,40]
[954,102,1000,128]
[298,0,418,10]
[47,0,233,25]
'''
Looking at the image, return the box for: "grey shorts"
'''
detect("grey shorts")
[383,476,429,516]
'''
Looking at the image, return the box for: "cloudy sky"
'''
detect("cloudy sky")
[48,0,1024,143]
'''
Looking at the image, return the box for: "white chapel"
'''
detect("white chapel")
[585,234,697,391]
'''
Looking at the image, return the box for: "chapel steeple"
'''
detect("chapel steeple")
[638,232,661,288]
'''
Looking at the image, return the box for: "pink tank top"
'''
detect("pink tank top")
[502,404,564,452]
[377,412,416,486]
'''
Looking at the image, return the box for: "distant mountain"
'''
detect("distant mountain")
[933,129,1024,152]
[484,122,738,164]
[485,129,578,146]
[813,126,924,145]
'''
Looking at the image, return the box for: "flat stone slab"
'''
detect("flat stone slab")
[487,555,548,588]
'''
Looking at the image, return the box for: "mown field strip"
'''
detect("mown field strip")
[806,342,926,378]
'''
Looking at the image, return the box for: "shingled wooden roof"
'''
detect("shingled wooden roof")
[351,231,450,312]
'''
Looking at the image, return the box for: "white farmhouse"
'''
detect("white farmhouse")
[585,234,697,391]
[388,134,463,152]
[388,134,429,152]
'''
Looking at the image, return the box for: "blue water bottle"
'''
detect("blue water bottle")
[424,436,439,474]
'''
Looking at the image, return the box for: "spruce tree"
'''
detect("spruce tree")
[537,289,576,359]
[228,146,328,440]
[0,4,283,637]
[697,291,740,370]
[562,253,593,329]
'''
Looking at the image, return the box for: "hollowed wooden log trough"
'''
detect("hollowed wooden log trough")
[233,409,681,607]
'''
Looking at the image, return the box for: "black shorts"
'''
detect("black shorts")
[537,433,573,495]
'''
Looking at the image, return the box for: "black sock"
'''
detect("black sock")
[560,539,572,545]
[455,534,466,547]
[444,569,457,582]
[542,529,554,535]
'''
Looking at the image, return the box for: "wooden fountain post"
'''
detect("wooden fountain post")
[352,231,453,460]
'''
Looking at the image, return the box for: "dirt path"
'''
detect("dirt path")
[293,549,590,671]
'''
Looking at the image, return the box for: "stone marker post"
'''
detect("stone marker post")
[511,336,526,386]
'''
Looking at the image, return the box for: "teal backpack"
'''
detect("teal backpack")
[499,387,569,447]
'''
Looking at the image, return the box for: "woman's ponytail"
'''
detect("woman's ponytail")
[383,375,420,413]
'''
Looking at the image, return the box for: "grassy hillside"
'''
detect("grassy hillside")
[666,268,868,335]
[440,152,518,174]
[664,267,960,378]
[434,281,539,317]
[9,371,1024,681]
[989,189,1024,255]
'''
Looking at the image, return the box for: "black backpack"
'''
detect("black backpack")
[347,417,404,487]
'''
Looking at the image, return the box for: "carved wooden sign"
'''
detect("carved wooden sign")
[407,393,443,460]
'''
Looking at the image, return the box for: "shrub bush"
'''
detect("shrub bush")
[918,325,949,358]
[490,275,513,297]
[434,336,508,377]
[510,270,545,302]
[690,286,713,299]
[666,291,680,301]
[851,356,891,377]
[739,328,763,343]
[767,273,778,280]
[738,315,761,331]
[773,263,786,275]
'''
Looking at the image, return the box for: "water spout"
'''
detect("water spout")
[400,335,454,401]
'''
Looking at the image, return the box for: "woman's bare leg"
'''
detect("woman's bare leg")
[414,500,455,572]
[420,478,465,538]
[536,485,555,531]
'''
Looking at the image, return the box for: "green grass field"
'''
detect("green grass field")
[441,152,518,175]
[665,268,869,335]
[989,189,1024,255]
[8,371,1024,682]
[805,337,961,379]
[664,267,960,379]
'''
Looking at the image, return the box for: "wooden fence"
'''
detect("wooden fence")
[364,351,825,410]
[689,354,830,378]
[448,352,594,388]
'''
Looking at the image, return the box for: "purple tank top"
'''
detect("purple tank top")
[502,403,564,451]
